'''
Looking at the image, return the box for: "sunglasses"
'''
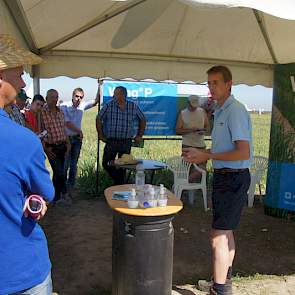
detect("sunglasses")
[75,94,83,99]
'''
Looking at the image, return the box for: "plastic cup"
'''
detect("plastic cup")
[158,199,168,207]
[25,195,43,219]
[127,200,139,209]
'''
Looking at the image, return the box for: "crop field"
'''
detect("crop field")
[77,109,271,196]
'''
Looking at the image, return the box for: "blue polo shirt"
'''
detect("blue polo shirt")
[0,109,54,294]
[211,95,253,169]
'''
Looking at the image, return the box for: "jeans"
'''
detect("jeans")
[65,136,82,188]
[102,138,132,185]
[11,272,52,295]
[47,143,67,202]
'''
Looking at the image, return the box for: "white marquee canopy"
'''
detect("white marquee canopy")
[1,0,295,86]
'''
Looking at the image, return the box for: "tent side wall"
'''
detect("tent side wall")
[41,51,273,86]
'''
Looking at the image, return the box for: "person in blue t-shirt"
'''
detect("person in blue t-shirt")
[0,34,54,295]
[183,66,252,295]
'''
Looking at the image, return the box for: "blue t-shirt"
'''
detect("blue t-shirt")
[211,95,253,169]
[0,109,54,295]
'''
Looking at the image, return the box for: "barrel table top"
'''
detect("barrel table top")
[104,184,183,217]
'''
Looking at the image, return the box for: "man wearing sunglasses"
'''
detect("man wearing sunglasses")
[60,87,99,197]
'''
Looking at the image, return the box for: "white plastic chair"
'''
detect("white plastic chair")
[248,156,268,207]
[166,156,208,211]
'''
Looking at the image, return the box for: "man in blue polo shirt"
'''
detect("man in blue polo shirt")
[183,65,252,295]
[96,86,146,184]
[0,34,54,295]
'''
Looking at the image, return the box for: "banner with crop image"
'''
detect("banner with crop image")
[265,63,295,216]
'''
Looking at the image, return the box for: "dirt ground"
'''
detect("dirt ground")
[41,192,295,295]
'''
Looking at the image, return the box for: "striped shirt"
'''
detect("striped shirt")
[98,99,145,139]
[40,105,67,144]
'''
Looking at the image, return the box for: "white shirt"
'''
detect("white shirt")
[181,107,206,148]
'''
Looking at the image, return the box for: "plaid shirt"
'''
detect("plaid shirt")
[40,105,67,144]
[98,99,145,139]
[5,104,25,126]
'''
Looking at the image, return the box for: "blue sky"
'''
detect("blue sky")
[23,73,273,111]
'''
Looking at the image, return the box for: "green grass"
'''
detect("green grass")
[77,110,271,197]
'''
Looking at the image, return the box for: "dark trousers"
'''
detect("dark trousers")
[65,135,82,188]
[102,139,132,185]
[47,143,68,201]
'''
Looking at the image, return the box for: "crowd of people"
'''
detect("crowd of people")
[0,34,252,295]
[3,83,99,206]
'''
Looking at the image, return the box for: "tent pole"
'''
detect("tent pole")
[253,9,278,64]
[32,65,40,95]
[96,79,103,197]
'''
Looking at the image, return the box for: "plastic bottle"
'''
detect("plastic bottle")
[158,184,168,207]
[135,164,145,208]
[138,185,155,208]
[146,187,157,207]
[127,188,138,208]
[135,163,145,188]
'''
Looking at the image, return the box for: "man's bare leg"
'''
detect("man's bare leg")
[228,230,235,278]
[211,229,230,284]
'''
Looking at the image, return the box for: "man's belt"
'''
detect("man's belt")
[214,168,249,174]
[107,138,132,143]
[46,141,67,147]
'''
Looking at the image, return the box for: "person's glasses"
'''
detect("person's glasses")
[75,94,83,99]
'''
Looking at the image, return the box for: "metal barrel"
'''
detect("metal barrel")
[112,213,175,295]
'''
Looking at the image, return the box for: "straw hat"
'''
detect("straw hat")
[0,34,42,71]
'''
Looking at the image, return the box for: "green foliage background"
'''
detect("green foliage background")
[76,109,271,197]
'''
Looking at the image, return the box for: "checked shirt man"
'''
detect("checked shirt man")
[96,86,146,184]
[41,89,71,203]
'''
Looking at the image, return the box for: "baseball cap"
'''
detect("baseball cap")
[17,89,30,100]
[188,95,200,108]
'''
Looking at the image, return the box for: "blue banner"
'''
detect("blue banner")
[102,81,177,135]
[278,163,295,211]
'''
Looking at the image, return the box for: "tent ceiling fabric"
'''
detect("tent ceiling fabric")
[2,0,295,86]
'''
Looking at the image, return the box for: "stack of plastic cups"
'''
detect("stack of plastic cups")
[146,186,157,207]
[158,184,168,207]
[128,188,139,208]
